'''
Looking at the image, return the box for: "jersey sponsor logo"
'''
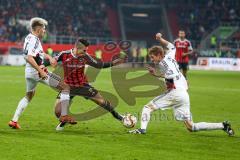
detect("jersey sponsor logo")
[65,58,72,62]
[176,43,188,48]
[61,50,71,54]
[66,64,84,68]
[78,58,84,62]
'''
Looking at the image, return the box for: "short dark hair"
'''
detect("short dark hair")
[148,46,164,56]
[75,38,90,47]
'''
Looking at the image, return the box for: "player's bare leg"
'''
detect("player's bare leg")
[55,92,123,131]
[90,93,123,121]
[9,91,35,129]
[184,120,234,136]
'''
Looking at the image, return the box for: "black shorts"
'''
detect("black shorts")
[56,84,98,100]
[178,62,189,70]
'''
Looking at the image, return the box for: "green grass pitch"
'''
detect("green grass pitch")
[0,66,239,160]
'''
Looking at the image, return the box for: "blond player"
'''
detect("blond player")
[9,17,76,129]
[129,33,234,136]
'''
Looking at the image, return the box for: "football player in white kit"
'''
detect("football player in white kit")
[129,33,234,136]
[9,17,76,129]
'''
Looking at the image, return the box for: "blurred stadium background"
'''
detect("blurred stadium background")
[0,1,240,160]
[0,0,240,70]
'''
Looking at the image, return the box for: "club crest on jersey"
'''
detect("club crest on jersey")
[78,58,84,62]
[65,58,71,62]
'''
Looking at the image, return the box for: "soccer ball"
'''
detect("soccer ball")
[123,114,137,128]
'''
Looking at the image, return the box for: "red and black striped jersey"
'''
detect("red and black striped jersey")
[55,49,107,87]
[173,38,193,63]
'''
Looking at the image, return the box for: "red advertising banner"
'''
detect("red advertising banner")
[0,42,121,62]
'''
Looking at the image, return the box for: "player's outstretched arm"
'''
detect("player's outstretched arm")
[85,53,126,69]
[155,33,171,47]
[156,33,175,57]
[44,53,57,67]
[111,54,127,66]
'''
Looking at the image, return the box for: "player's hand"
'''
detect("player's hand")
[50,58,57,67]
[182,53,188,57]
[112,58,126,66]
[112,54,128,66]
[146,65,156,76]
[156,33,162,41]
[39,70,48,80]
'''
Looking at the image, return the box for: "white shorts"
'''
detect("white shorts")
[25,71,61,92]
[149,89,192,121]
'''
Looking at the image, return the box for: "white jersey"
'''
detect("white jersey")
[158,43,188,90]
[23,33,44,76]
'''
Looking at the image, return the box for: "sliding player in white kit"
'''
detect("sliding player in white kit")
[9,17,76,129]
[129,33,234,136]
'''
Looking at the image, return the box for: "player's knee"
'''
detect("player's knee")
[144,104,155,112]
[59,82,70,91]
[99,99,110,107]
[141,105,154,118]
[26,91,35,101]
[98,99,113,111]
[63,84,70,91]
[91,95,106,106]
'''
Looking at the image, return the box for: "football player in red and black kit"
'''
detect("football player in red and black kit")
[53,38,126,130]
[174,30,193,78]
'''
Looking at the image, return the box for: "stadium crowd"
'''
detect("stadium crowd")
[175,0,240,45]
[111,0,240,48]
[0,0,111,42]
[0,0,239,47]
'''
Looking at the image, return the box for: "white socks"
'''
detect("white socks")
[140,106,152,130]
[12,92,70,122]
[59,92,70,116]
[192,122,224,131]
[12,97,29,122]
